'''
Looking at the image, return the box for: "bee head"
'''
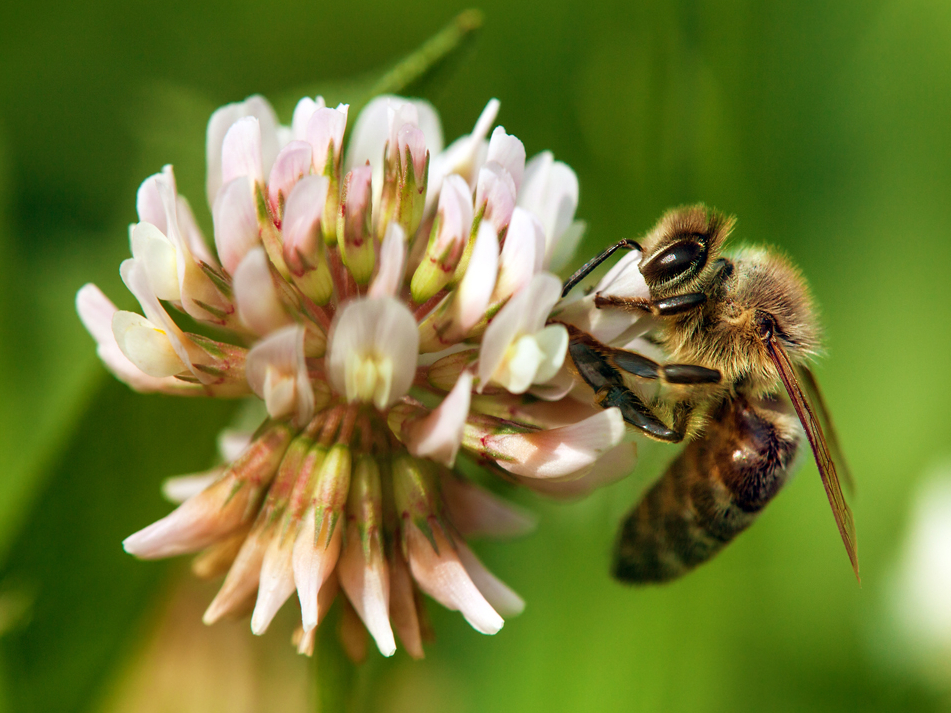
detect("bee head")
[638,205,734,298]
[730,246,822,377]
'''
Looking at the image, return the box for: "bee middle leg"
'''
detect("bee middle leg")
[567,335,715,443]
[595,292,707,317]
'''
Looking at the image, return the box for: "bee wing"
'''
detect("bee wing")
[767,340,859,582]
[796,364,855,496]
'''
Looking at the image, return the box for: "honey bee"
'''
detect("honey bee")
[557,205,857,584]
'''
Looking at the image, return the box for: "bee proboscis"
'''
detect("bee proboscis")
[557,206,857,583]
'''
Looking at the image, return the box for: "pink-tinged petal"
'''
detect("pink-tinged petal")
[389,548,424,659]
[405,371,473,467]
[486,126,525,191]
[135,172,166,230]
[291,96,325,141]
[439,174,475,249]
[123,424,293,558]
[76,284,197,394]
[250,534,296,634]
[233,247,291,336]
[470,408,625,479]
[282,174,329,273]
[456,542,524,617]
[206,95,280,206]
[406,524,503,635]
[368,222,406,299]
[213,176,260,274]
[347,96,443,208]
[475,162,517,233]
[441,474,536,538]
[293,510,343,632]
[338,524,396,657]
[325,297,419,410]
[495,208,545,301]
[161,469,221,504]
[307,105,349,175]
[267,140,313,217]
[528,363,577,402]
[397,123,428,180]
[246,325,314,426]
[520,442,637,499]
[456,221,500,331]
[221,116,264,185]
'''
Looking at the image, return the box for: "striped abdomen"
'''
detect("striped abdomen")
[613,395,801,583]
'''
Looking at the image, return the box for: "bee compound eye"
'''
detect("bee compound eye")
[640,240,706,285]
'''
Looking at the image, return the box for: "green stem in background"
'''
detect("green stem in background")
[368,9,484,98]
[274,9,484,120]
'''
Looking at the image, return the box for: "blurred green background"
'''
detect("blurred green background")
[1,0,950,711]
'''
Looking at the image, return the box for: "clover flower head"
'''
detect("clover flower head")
[77,92,635,659]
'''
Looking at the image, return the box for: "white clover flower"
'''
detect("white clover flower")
[77,92,631,660]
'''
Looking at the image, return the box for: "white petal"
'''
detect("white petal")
[368,222,406,299]
[486,126,525,191]
[521,442,637,499]
[495,208,544,301]
[405,371,472,467]
[520,272,563,334]
[206,95,279,206]
[291,96,325,141]
[397,124,428,179]
[212,176,260,274]
[477,286,529,391]
[267,140,313,216]
[547,220,586,273]
[281,174,329,272]
[596,248,648,298]
[457,542,524,617]
[494,335,546,394]
[129,222,180,301]
[489,408,626,479]
[519,153,580,266]
[111,310,185,377]
[233,247,291,335]
[406,525,503,635]
[246,325,314,426]
[455,221,499,333]
[325,297,419,410]
[221,116,264,185]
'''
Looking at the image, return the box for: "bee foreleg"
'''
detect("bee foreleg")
[609,348,721,386]
[561,239,641,298]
